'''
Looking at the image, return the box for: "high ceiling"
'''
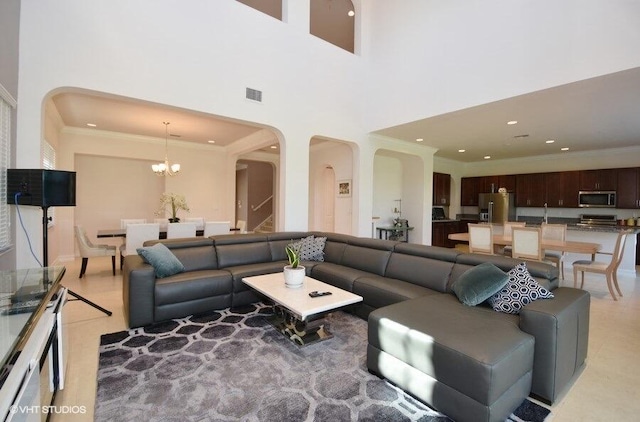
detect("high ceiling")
[51,67,640,163]
[376,67,640,163]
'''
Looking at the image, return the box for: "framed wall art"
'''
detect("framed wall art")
[337,179,352,197]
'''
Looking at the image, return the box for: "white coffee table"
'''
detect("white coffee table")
[242,273,363,346]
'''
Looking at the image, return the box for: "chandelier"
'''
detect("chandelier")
[152,121,181,176]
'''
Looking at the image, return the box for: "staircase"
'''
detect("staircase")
[254,215,274,233]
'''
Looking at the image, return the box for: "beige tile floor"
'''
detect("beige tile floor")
[49,257,640,421]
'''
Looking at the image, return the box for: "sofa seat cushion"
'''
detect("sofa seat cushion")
[224,261,292,292]
[155,270,233,306]
[310,262,375,292]
[368,294,532,406]
[353,276,441,309]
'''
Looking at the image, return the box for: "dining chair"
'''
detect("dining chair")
[541,223,567,279]
[74,226,116,278]
[572,230,632,301]
[184,217,205,231]
[204,221,231,237]
[166,222,197,239]
[153,218,169,231]
[467,223,494,255]
[120,219,147,229]
[511,227,543,261]
[119,223,160,269]
[501,221,526,256]
[236,219,247,234]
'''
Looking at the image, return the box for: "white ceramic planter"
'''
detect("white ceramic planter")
[283,265,305,288]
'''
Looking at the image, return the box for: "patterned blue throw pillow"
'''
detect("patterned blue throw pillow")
[488,262,554,314]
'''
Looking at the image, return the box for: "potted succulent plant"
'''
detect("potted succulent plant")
[284,243,305,288]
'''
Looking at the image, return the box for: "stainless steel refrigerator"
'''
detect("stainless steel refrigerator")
[478,192,516,224]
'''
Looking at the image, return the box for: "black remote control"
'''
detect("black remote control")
[309,291,332,298]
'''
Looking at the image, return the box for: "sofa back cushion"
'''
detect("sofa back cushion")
[385,253,454,293]
[215,235,273,268]
[267,232,311,261]
[311,232,353,264]
[341,237,395,276]
[144,238,217,271]
[449,253,559,292]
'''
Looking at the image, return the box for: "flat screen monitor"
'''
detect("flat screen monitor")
[6,169,77,207]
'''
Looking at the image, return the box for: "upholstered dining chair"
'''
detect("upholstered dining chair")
[501,221,526,256]
[166,222,197,239]
[74,226,117,278]
[119,223,160,269]
[572,230,632,301]
[511,227,543,261]
[467,223,494,255]
[153,218,169,231]
[120,218,146,229]
[204,221,231,237]
[541,223,567,279]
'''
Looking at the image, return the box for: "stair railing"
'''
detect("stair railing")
[251,195,273,212]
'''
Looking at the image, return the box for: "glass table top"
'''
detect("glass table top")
[0,266,66,381]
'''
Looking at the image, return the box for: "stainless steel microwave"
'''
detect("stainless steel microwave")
[578,191,616,208]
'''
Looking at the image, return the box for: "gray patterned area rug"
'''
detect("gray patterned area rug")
[95,304,551,422]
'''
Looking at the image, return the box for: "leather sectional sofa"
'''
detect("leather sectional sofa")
[122,231,590,422]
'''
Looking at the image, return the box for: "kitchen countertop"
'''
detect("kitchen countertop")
[435,217,640,234]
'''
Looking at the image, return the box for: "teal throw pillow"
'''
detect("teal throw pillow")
[137,243,185,278]
[452,262,509,306]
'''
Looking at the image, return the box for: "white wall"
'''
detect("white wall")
[365,0,640,131]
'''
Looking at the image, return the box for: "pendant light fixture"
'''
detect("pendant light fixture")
[152,121,181,176]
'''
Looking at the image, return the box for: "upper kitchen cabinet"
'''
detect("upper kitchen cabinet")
[433,172,451,206]
[516,173,546,207]
[545,171,580,208]
[579,169,617,191]
[461,177,481,206]
[480,175,516,193]
[616,167,640,209]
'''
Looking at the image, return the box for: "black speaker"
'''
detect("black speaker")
[7,169,76,207]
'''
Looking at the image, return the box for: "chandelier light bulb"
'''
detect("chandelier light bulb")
[151,121,181,176]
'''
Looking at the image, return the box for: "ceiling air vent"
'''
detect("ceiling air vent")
[246,87,262,102]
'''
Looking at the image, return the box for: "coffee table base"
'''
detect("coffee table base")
[267,305,333,347]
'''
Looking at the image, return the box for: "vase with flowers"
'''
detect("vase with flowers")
[156,192,190,223]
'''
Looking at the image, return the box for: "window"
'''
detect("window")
[0,94,12,251]
[236,0,282,20]
[310,0,355,53]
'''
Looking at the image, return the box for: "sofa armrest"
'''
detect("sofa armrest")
[519,287,590,403]
[123,254,157,328]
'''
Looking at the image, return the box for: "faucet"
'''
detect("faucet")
[543,203,548,224]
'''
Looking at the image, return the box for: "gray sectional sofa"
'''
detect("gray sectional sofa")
[122,231,590,422]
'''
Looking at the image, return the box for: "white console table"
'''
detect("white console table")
[0,267,67,421]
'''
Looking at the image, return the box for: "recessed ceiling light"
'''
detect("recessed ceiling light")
[86,123,97,127]
[416,138,424,142]
[561,147,570,151]
[484,155,491,159]
[348,10,355,17]
[546,139,555,144]
[507,120,518,125]
[270,145,278,149]
[208,140,215,144]
[458,149,466,153]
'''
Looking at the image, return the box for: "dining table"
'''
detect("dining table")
[97,228,205,239]
[447,232,601,256]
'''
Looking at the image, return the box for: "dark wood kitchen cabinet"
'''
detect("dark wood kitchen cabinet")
[579,169,617,191]
[480,175,516,193]
[433,172,451,206]
[461,177,481,206]
[516,173,546,207]
[616,167,640,209]
[545,171,580,207]
[432,221,462,248]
